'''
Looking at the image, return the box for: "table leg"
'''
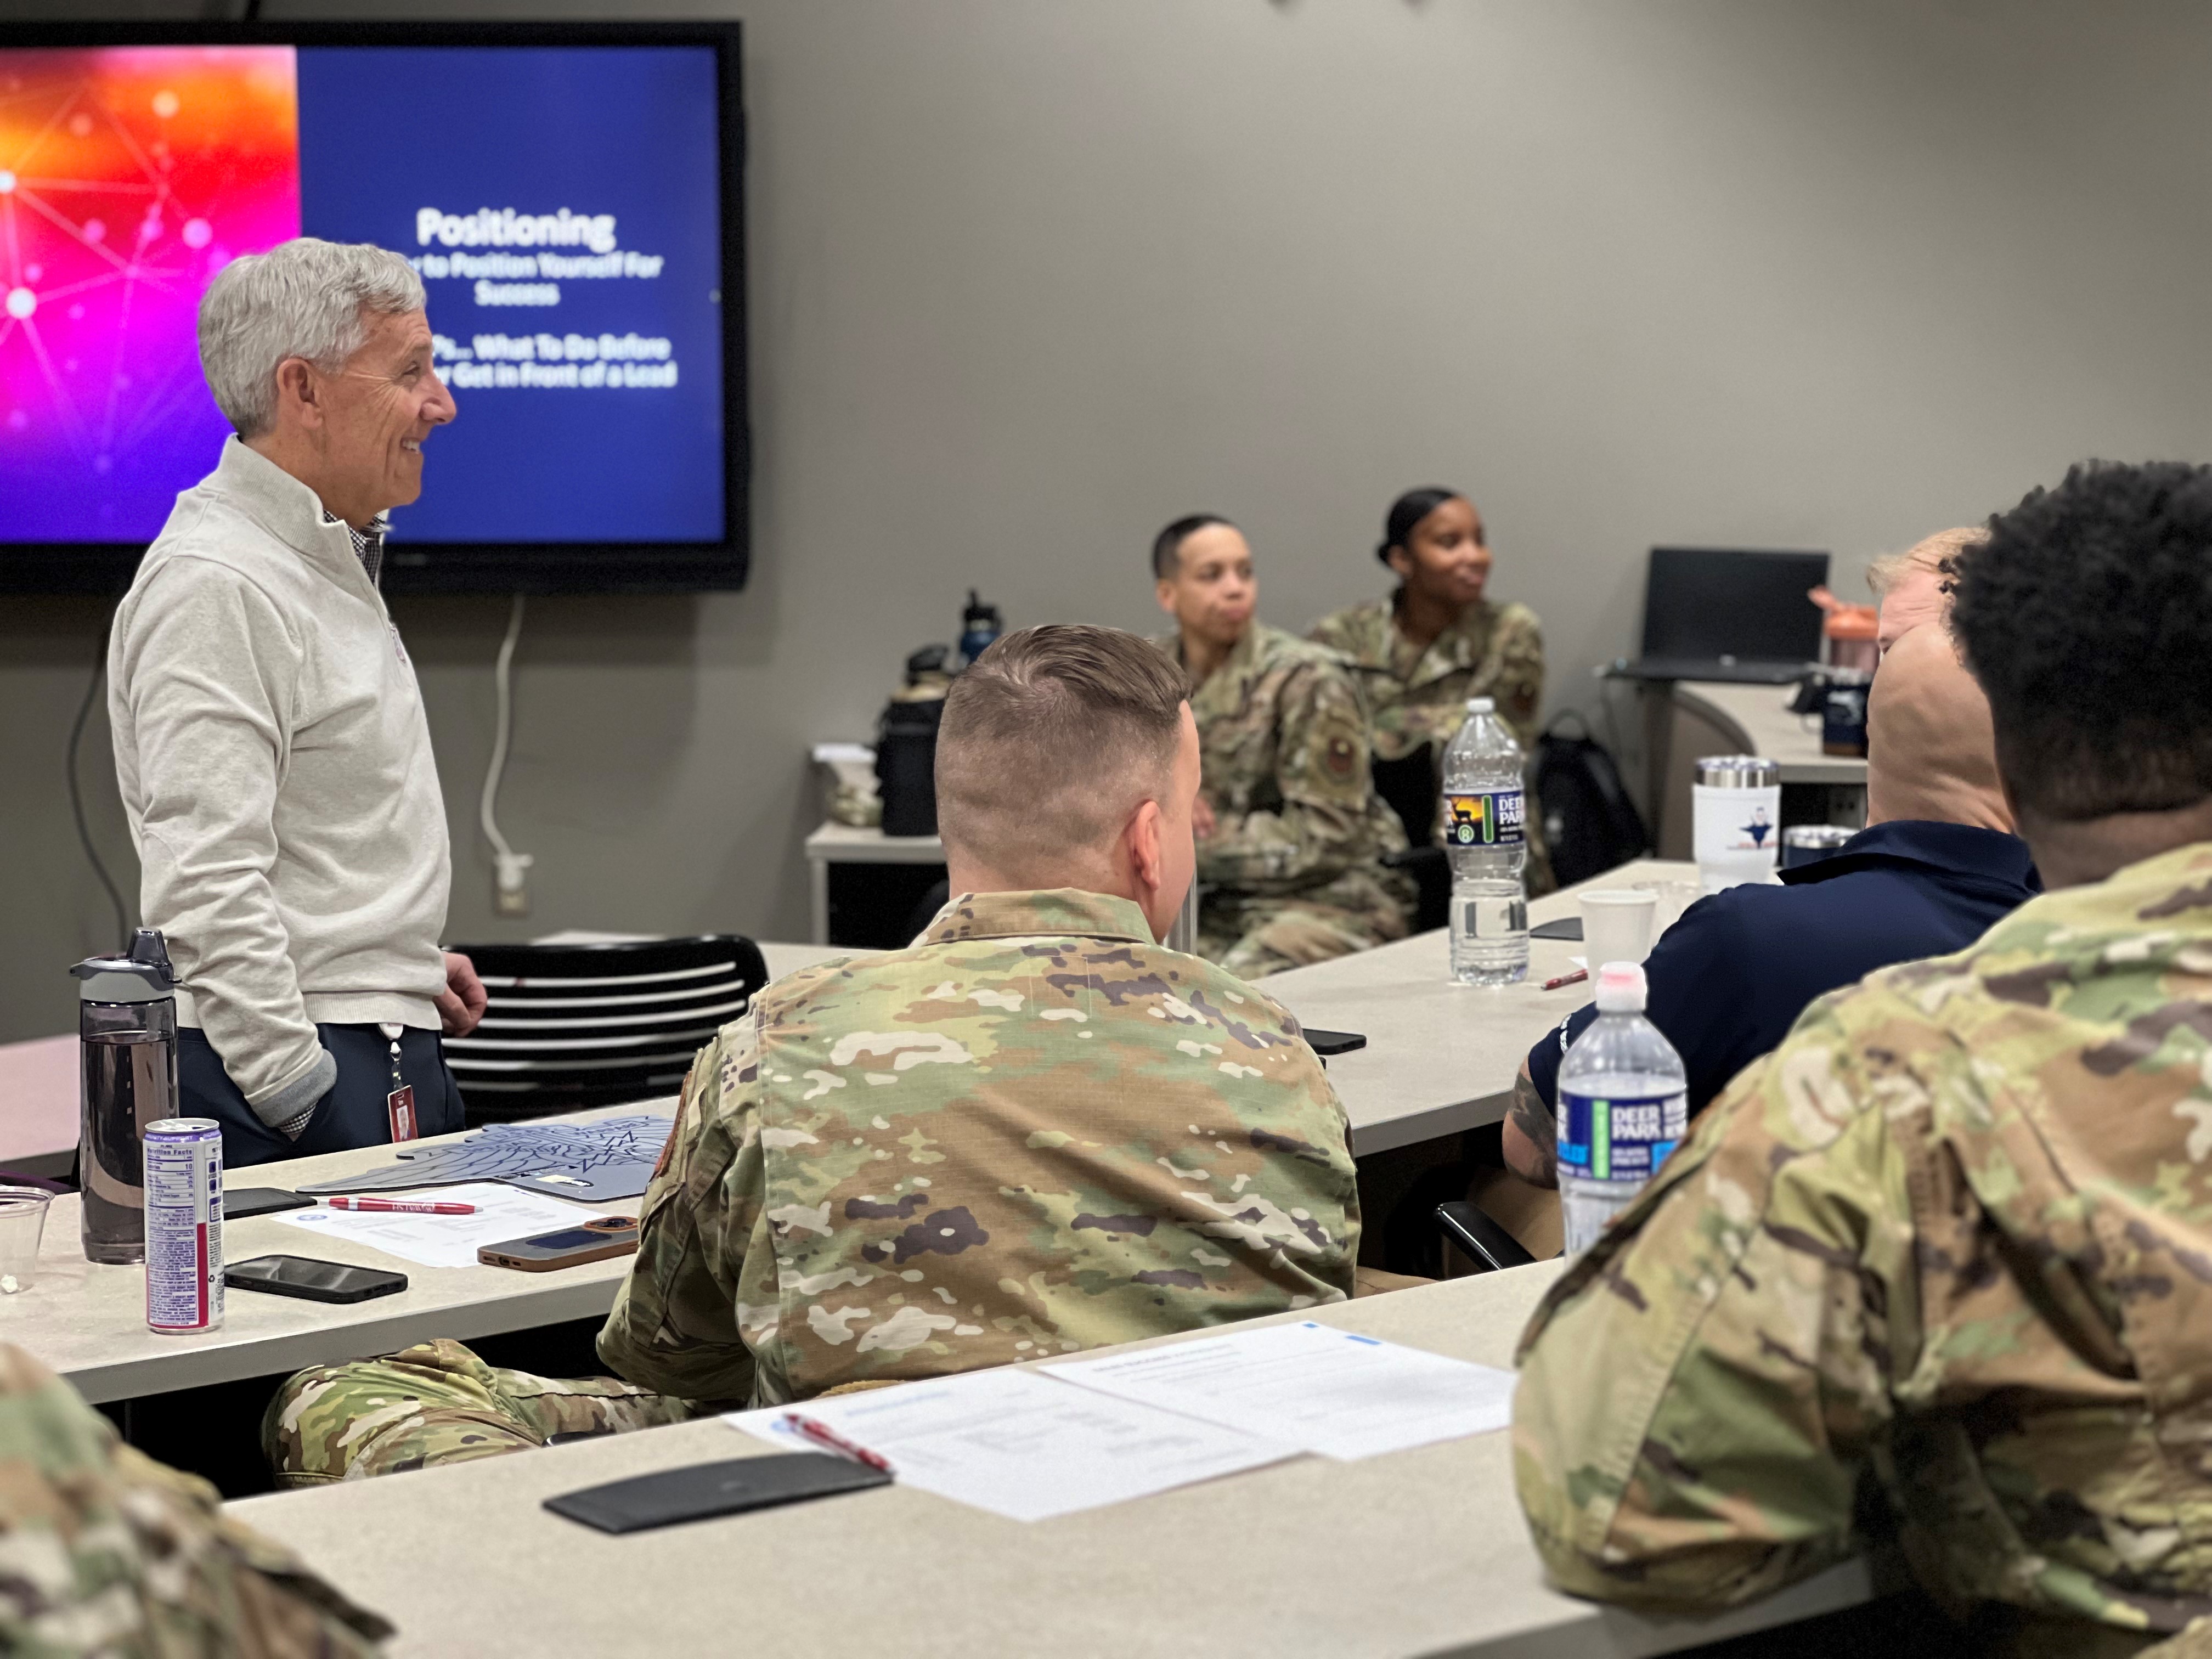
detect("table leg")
[1640,681,1675,852]
[809,859,830,946]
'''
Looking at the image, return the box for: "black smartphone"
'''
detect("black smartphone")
[1302,1028,1368,1057]
[545,1454,891,1534]
[224,1255,409,1304]
[223,1188,314,1220]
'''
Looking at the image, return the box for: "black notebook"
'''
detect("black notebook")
[544,1454,891,1534]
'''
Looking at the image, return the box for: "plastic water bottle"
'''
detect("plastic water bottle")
[1558,962,1689,1255]
[1442,696,1529,985]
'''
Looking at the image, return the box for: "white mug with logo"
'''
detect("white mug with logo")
[1692,755,1782,893]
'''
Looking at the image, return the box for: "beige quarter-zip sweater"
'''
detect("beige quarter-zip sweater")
[109,438,450,1129]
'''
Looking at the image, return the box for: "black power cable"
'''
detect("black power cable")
[67,623,131,953]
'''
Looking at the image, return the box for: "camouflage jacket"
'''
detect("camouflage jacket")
[0,1344,388,1657]
[1513,842,2212,1640]
[598,888,1361,1406]
[1162,622,1409,898]
[1307,593,1545,759]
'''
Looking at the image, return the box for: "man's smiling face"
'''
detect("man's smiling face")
[315,307,456,525]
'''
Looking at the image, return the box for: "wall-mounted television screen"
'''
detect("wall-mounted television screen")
[0,20,747,592]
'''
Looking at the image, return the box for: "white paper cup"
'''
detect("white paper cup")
[1581,889,1658,970]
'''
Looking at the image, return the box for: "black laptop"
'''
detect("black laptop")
[1612,546,1829,684]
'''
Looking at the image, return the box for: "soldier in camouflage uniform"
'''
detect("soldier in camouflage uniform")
[1152,514,1412,979]
[1513,462,2212,1655]
[269,625,1361,1483]
[1308,488,1555,893]
[0,1342,388,1655]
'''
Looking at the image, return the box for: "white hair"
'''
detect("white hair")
[196,238,425,437]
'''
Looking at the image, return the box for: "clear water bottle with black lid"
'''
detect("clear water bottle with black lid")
[1441,696,1530,985]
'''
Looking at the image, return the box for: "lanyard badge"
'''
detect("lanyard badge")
[380,1022,419,1143]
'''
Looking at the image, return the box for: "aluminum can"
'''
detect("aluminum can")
[144,1118,223,1334]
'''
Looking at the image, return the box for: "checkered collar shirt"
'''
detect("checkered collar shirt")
[321,510,390,588]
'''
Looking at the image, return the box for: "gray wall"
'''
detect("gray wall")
[8,0,2212,1043]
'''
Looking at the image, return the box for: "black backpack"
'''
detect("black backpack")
[1533,711,1649,887]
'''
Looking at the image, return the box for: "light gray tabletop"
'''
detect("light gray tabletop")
[15,895,1676,1406]
[0,1034,75,1178]
[800,821,948,864]
[0,944,845,1190]
[535,936,848,980]
[12,1108,646,1406]
[1263,859,1697,1155]
[1675,680,1869,787]
[229,1261,1876,1659]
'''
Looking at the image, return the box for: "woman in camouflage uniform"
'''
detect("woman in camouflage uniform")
[1309,488,1555,894]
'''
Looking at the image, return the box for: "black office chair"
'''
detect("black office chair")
[902,877,952,945]
[1435,1200,1539,1273]
[442,935,770,1125]
[1372,748,1451,933]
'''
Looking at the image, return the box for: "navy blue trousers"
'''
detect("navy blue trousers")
[178,1024,467,1170]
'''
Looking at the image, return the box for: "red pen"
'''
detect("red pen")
[1541,968,1589,992]
[323,1197,477,1215]
[782,1412,896,1475]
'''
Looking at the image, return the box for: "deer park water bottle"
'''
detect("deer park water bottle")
[1442,696,1529,986]
[1558,962,1689,1255]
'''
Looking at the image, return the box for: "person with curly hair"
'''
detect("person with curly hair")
[1514,461,2212,1655]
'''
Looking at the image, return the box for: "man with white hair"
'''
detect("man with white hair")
[108,238,484,1166]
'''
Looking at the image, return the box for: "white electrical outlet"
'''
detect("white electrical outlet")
[494,850,534,917]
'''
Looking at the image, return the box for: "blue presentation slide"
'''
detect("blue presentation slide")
[297,46,726,544]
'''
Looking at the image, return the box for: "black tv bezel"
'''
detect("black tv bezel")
[0,18,749,596]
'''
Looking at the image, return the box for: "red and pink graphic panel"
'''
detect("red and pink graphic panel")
[0,46,299,539]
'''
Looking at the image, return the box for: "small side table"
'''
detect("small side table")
[803,823,947,945]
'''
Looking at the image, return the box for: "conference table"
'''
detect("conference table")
[9,876,1692,1406]
[0,942,847,1192]
[4,943,841,1405]
[1674,680,1868,788]
[228,1259,1883,1658]
[0,1033,75,1179]
[1265,857,1696,1155]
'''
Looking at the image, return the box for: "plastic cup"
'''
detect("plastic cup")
[0,1187,54,1295]
[1632,878,1701,938]
[1580,889,1658,970]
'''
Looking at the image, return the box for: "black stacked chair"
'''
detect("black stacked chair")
[1373,747,1452,934]
[442,935,770,1125]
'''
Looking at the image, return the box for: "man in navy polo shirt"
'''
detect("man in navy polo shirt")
[1503,619,2038,1187]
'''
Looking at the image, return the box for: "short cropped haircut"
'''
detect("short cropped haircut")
[937,625,1188,872]
[1950,461,2212,821]
[1152,514,1236,580]
[198,238,425,437]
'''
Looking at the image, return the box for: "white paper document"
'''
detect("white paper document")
[726,1365,1294,1522]
[267,1183,602,1269]
[1045,1320,1516,1461]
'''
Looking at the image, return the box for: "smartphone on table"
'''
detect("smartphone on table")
[225,1255,409,1304]
[478,1215,640,1272]
[224,1188,314,1220]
